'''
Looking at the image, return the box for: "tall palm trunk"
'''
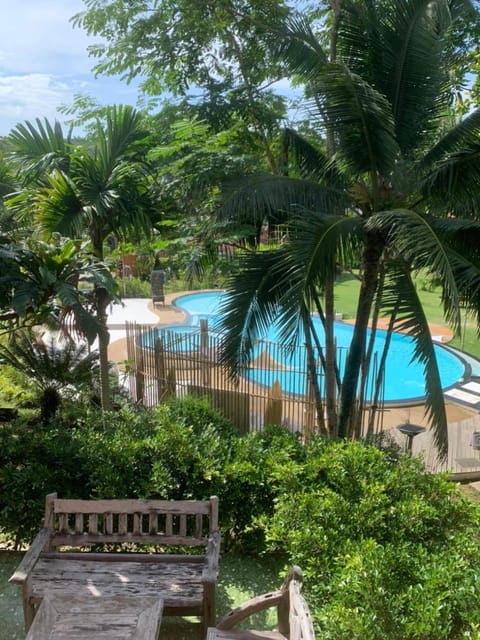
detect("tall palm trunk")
[92,236,111,411]
[323,276,338,436]
[96,287,111,411]
[338,235,382,437]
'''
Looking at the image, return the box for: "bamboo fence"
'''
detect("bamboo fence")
[125,321,386,438]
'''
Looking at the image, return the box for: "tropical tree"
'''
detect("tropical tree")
[6,106,157,409]
[217,0,480,459]
[0,236,114,344]
[73,0,292,172]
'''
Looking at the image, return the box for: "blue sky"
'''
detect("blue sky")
[0,0,140,136]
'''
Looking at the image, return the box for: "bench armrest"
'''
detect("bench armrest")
[9,527,52,585]
[202,530,221,583]
[216,590,284,630]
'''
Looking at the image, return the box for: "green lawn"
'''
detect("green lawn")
[333,272,480,359]
[0,551,284,640]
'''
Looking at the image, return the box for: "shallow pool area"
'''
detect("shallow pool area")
[145,290,467,404]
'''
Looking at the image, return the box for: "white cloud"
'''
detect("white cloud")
[0,74,73,129]
[0,0,141,135]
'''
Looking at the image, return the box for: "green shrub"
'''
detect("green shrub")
[0,421,90,545]
[221,425,305,552]
[265,438,480,639]
[116,277,151,298]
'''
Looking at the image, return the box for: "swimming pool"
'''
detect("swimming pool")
[152,290,466,404]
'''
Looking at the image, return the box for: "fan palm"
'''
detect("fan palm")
[217,0,480,458]
[7,105,157,409]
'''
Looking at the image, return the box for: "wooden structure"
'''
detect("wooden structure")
[207,565,315,640]
[25,594,163,640]
[10,493,220,635]
[126,322,382,437]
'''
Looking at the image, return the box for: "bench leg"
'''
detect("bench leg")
[203,581,216,634]
[21,584,36,632]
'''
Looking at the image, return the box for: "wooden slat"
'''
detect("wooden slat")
[58,514,68,534]
[195,514,203,539]
[133,513,141,536]
[105,513,113,534]
[119,513,128,536]
[50,533,206,547]
[8,528,52,584]
[179,514,187,537]
[88,513,98,535]
[53,498,213,515]
[149,513,158,534]
[75,513,84,534]
[42,552,205,563]
[165,513,173,537]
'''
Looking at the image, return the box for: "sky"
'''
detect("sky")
[0,0,141,136]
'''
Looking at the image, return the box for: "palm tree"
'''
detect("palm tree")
[7,106,157,409]
[0,330,100,422]
[217,0,480,459]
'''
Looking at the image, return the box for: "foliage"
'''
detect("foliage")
[0,397,238,544]
[0,237,115,345]
[72,0,291,170]
[0,402,479,637]
[265,438,480,639]
[6,106,158,410]
[222,425,306,552]
[116,276,152,298]
[0,330,99,422]
[216,0,480,461]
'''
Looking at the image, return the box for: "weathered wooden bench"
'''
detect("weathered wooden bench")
[10,493,220,635]
[207,565,315,640]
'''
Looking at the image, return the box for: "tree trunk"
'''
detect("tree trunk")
[323,275,338,436]
[96,287,111,411]
[338,236,382,437]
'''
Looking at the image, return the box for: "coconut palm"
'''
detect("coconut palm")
[7,105,157,409]
[217,0,480,458]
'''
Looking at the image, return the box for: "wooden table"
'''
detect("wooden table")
[25,594,163,639]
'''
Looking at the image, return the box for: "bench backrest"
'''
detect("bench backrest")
[43,493,218,548]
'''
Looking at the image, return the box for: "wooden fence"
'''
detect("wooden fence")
[124,321,386,437]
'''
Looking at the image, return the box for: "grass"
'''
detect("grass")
[0,551,285,640]
[333,272,480,360]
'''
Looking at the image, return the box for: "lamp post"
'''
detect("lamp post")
[396,423,426,453]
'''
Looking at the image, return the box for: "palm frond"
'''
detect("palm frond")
[366,208,462,333]
[272,212,364,346]
[313,64,399,177]
[281,128,347,188]
[8,118,72,183]
[218,173,348,228]
[274,15,328,79]
[36,170,85,238]
[380,262,448,458]
[218,248,290,376]
[428,217,480,326]
[419,107,480,169]
[420,140,480,212]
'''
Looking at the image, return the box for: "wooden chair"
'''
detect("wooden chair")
[206,565,315,640]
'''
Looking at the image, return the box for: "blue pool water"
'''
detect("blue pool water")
[151,291,466,403]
